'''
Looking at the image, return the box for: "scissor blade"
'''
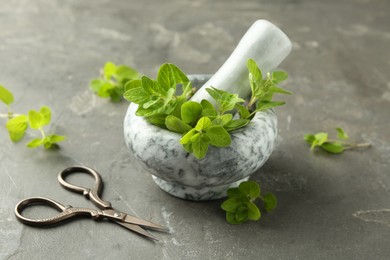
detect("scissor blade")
[114,221,158,241]
[123,215,169,232]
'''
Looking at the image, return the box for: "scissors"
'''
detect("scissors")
[14,166,168,241]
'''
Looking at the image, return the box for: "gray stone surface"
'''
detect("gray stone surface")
[0,0,389,259]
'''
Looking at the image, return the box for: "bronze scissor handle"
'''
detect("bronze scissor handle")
[14,197,102,226]
[58,166,112,209]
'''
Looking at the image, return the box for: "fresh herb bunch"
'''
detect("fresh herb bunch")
[221,180,277,224]
[90,62,140,102]
[122,59,290,159]
[0,85,65,149]
[304,128,371,154]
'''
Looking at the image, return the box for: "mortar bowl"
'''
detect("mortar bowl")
[123,75,277,201]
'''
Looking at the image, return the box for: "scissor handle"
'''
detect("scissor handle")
[14,197,101,226]
[58,166,112,209]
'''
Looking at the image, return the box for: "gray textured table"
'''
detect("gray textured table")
[1,0,389,259]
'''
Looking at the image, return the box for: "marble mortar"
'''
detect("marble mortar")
[123,76,278,201]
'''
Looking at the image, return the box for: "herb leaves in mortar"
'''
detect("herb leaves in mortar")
[123,59,290,159]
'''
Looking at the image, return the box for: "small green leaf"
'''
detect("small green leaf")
[109,87,124,102]
[212,114,233,126]
[205,87,223,101]
[314,132,328,146]
[47,134,65,143]
[191,133,209,159]
[170,64,190,85]
[123,87,150,104]
[182,142,193,153]
[181,101,203,125]
[246,201,261,220]
[145,114,167,128]
[304,134,315,145]
[206,125,231,147]
[114,65,140,82]
[124,79,142,92]
[221,198,241,212]
[28,110,44,129]
[238,181,260,199]
[97,82,115,98]
[103,62,117,80]
[269,85,292,95]
[8,132,25,142]
[157,63,176,92]
[201,108,218,118]
[247,59,263,98]
[142,97,160,109]
[89,79,104,92]
[180,129,196,144]
[226,212,241,224]
[195,117,212,131]
[40,106,51,127]
[227,187,244,198]
[219,93,245,113]
[141,76,159,95]
[165,115,192,134]
[255,101,286,112]
[224,119,250,132]
[6,115,28,134]
[201,99,217,118]
[320,142,345,154]
[235,206,249,223]
[272,71,288,83]
[6,114,28,142]
[262,193,277,212]
[247,59,262,81]
[235,103,250,119]
[336,127,349,140]
[27,138,44,148]
[0,84,14,106]
[200,99,215,110]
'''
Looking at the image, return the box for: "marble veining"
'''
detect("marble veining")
[123,78,278,200]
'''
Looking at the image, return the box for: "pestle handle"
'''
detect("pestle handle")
[190,20,292,103]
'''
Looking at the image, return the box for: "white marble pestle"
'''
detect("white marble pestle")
[190,20,292,103]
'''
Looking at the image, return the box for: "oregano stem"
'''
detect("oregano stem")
[327,139,371,149]
[39,128,46,139]
[0,112,21,119]
[343,142,371,150]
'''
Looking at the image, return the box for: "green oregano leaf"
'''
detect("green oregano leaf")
[246,201,261,220]
[206,126,231,147]
[27,138,44,148]
[222,180,276,224]
[103,62,117,80]
[320,142,344,154]
[194,117,212,131]
[6,115,28,142]
[262,193,277,212]
[272,71,288,83]
[239,181,260,199]
[0,84,14,106]
[181,101,202,125]
[165,115,192,134]
[336,127,349,140]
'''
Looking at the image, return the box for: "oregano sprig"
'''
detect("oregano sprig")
[123,63,195,127]
[0,84,65,149]
[245,59,291,117]
[118,60,290,159]
[90,62,140,102]
[304,127,371,154]
[221,180,277,224]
